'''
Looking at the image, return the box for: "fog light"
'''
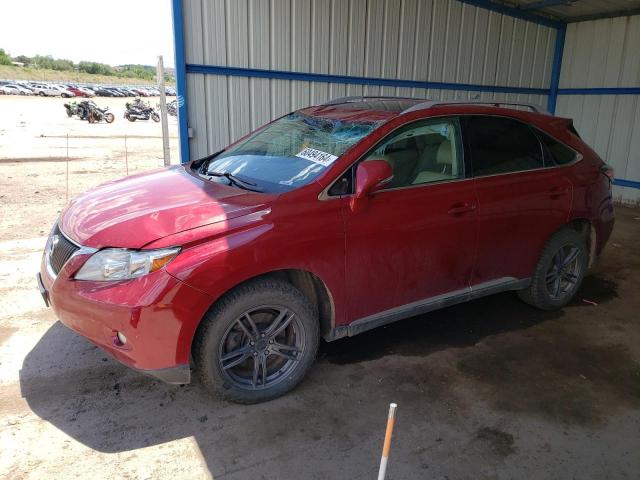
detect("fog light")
[116,332,127,345]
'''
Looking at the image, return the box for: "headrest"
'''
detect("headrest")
[436,141,452,165]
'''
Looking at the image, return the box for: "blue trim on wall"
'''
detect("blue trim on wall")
[613,178,640,190]
[186,64,550,96]
[456,0,564,28]
[171,0,190,164]
[547,25,566,114]
[558,87,640,95]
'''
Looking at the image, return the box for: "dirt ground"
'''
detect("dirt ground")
[1,96,640,479]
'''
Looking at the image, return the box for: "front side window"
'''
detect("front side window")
[362,118,463,189]
[465,116,543,176]
[203,112,382,193]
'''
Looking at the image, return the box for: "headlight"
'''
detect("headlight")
[74,247,180,281]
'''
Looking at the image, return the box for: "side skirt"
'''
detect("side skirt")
[325,277,530,341]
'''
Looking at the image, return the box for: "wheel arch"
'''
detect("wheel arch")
[190,268,336,357]
[566,217,597,268]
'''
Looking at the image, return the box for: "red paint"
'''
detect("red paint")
[41,101,615,374]
[66,87,90,98]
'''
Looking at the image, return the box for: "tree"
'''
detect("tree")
[0,49,12,66]
[13,55,31,65]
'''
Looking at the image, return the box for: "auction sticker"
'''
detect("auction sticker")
[295,147,338,167]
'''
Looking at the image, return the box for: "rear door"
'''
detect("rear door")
[342,117,479,321]
[463,115,572,285]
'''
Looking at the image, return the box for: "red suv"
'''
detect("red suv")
[37,97,615,403]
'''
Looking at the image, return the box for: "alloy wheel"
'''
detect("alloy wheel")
[545,244,581,300]
[217,305,305,390]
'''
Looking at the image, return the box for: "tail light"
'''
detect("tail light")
[600,164,615,182]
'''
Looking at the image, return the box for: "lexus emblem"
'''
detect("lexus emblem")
[49,235,60,256]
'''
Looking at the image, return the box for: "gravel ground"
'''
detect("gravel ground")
[1,96,639,479]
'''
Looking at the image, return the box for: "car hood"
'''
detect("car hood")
[60,165,274,249]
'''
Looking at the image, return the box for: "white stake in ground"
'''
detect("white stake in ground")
[378,403,397,480]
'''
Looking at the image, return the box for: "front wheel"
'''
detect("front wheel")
[151,112,160,122]
[104,113,115,123]
[194,278,319,404]
[518,228,588,310]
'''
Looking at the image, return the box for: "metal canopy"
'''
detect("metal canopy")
[504,0,640,22]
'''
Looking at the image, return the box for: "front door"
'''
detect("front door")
[343,117,478,321]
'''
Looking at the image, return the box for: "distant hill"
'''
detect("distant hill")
[0,49,175,84]
[0,64,175,86]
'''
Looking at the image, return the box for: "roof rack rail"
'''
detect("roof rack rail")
[401,100,549,115]
[321,96,422,106]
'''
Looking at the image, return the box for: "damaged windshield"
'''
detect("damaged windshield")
[203,112,381,193]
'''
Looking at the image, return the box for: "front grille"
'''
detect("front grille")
[48,225,79,275]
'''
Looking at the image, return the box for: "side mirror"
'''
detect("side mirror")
[350,160,393,213]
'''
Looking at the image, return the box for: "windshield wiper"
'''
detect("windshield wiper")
[207,171,263,192]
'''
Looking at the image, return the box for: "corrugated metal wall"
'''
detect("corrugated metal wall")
[181,0,558,159]
[556,15,640,203]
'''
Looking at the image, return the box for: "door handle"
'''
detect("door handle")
[447,203,477,215]
[548,187,570,198]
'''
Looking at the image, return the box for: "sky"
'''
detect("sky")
[0,0,175,68]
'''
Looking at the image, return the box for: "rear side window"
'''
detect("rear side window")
[536,130,578,166]
[464,116,543,176]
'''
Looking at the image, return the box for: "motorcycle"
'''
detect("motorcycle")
[87,104,115,124]
[64,101,79,117]
[125,98,160,122]
[64,100,96,120]
[167,99,178,117]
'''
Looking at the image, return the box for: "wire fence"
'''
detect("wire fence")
[0,133,178,241]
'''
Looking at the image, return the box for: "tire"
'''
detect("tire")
[194,278,319,404]
[151,112,160,123]
[105,113,115,123]
[125,113,136,122]
[518,227,588,310]
[38,91,45,97]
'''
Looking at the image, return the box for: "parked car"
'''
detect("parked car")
[67,86,93,98]
[93,87,117,97]
[115,87,135,97]
[29,84,62,97]
[38,97,615,403]
[131,88,150,97]
[0,85,20,95]
[54,85,75,98]
[106,87,125,97]
[4,83,33,95]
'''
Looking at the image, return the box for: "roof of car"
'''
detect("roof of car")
[300,96,552,123]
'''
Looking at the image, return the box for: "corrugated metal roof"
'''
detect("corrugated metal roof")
[505,0,640,22]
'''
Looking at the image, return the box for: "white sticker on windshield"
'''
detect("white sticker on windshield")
[295,147,338,167]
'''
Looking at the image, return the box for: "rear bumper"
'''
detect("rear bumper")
[39,251,213,383]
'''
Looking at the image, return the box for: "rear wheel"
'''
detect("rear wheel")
[194,278,319,404]
[38,91,45,97]
[518,228,588,310]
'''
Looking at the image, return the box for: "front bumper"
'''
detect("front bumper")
[38,234,213,384]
